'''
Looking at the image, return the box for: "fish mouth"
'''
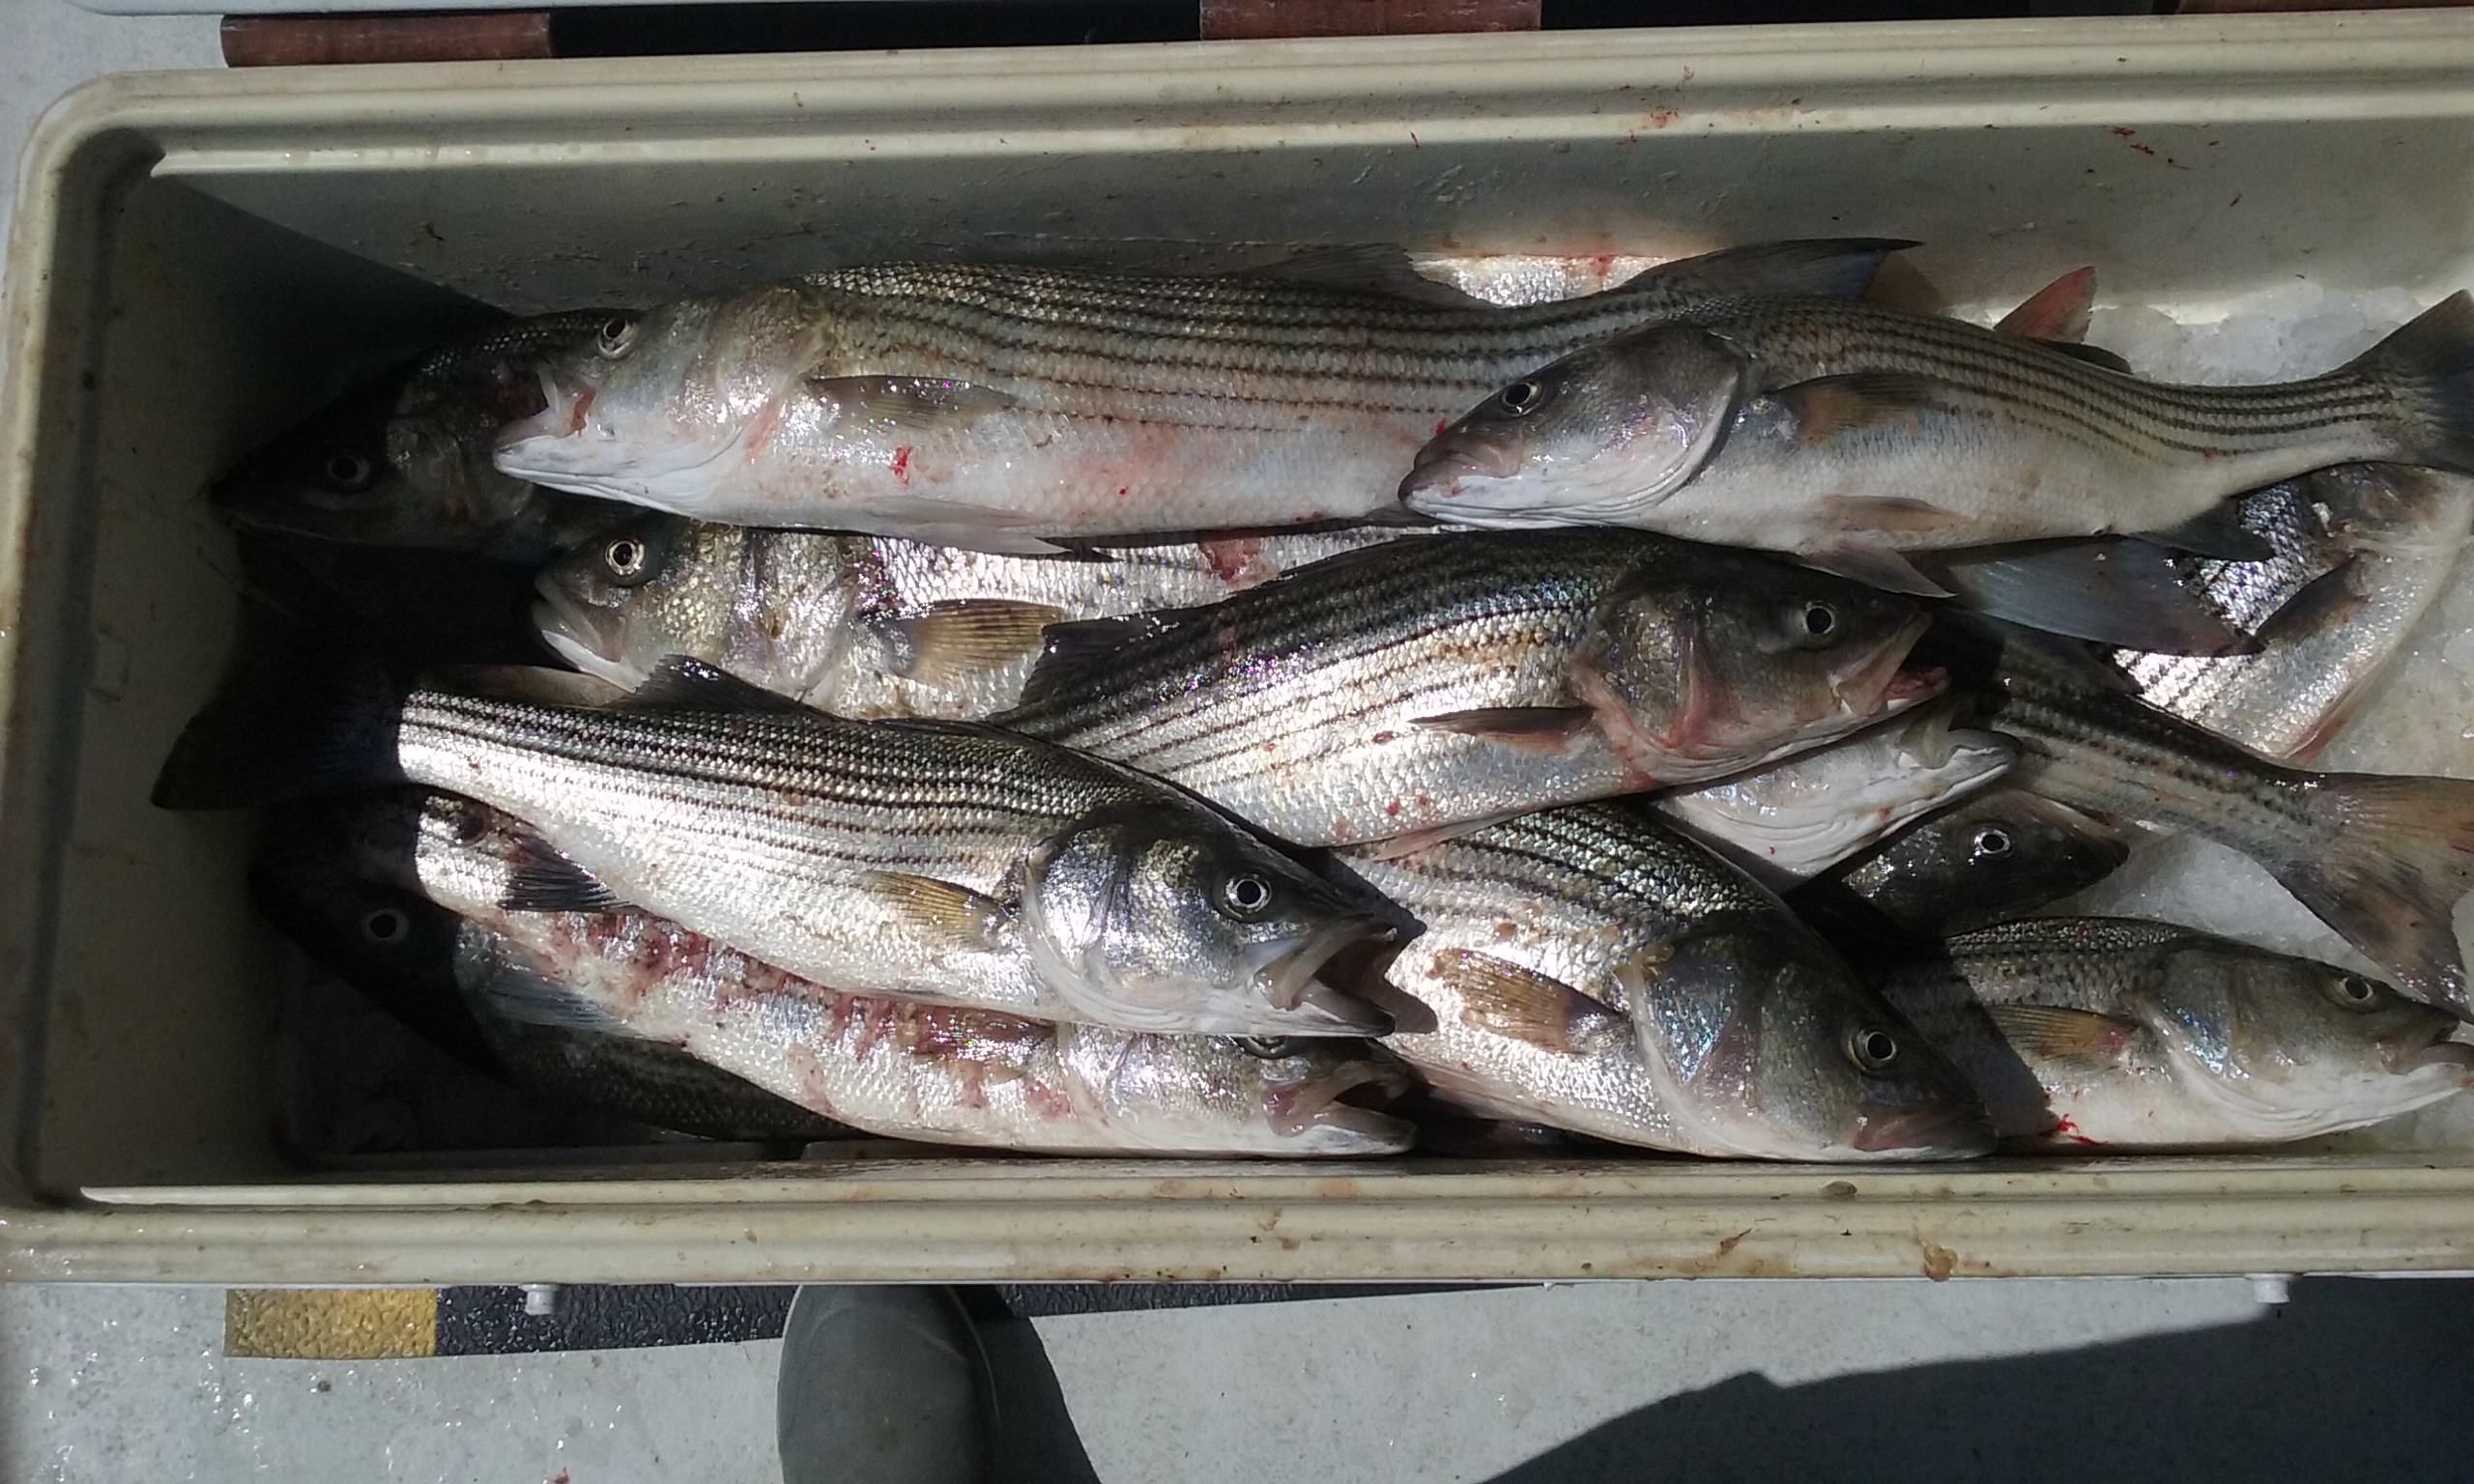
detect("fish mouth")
[2389,1022,2474,1078]
[1263,1058,1418,1148]
[1260,918,1399,1035]
[1398,435,1519,502]
[1849,1102,1997,1158]
[1829,613,1940,720]
[530,579,633,679]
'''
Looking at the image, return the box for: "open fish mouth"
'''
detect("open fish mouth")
[2389,1021,2474,1078]
[1849,1101,1997,1157]
[530,581,636,687]
[1259,918,1399,1034]
[1400,433,1524,496]
[1262,1058,1418,1147]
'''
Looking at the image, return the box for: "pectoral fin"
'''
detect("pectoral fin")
[1983,1003,2139,1069]
[1409,705,1598,750]
[1433,949,1627,1055]
[1768,372,1943,444]
[880,600,1068,692]
[861,870,1010,953]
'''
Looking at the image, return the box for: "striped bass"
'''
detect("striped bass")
[995,529,1940,848]
[488,242,1908,550]
[1403,292,2474,593]
[1338,803,1994,1160]
[152,657,1396,1039]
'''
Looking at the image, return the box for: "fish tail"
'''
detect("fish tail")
[152,643,406,810]
[2283,771,2474,1018]
[2347,291,2474,476]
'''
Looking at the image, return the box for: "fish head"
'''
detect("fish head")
[250,805,468,987]
[1022,804,1397,1037]
[1397,327,1750,528]
[216,315,613,558]
[2129,945,2474,1127]
[303,788,532,922]
[1575,563,1936,773]
[492,287,819,508]
[211,376,438,546]
[1856,790,2130,933]
[534,517,708,686]
[1627,926,1996,1160]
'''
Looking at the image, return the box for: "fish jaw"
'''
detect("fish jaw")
[497,410,759,513]
[529,584,644,690]
[1847,1102,1999,1159]
[1260,1058,1418,1155]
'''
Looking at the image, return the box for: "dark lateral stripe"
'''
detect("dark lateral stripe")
[401,703,1099,822]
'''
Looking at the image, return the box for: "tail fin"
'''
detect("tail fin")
[1640,238,1915,302]
[2283,772,2474,1018]
[2347,291,2474,476]
[152,643,406,810]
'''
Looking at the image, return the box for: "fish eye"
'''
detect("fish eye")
[1971,826,2014,861]
[1791,600,1841,647]
[360,907,411,946]
[1220,872,1274,919]
[597,316,639,357]
[2325,974,2384,1012]
[319,451,380,494]
[602,534,656,585]
[1846,1026,1900,1071]
[1233,1037,1300,1059]
[1497,379,1546,417]
[449,807,489,845]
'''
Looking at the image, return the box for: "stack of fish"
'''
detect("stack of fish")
[165,237,2474,1161]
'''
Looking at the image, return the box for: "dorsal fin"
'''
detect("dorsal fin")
[618,656,816,714]
[1244,244,1496,309]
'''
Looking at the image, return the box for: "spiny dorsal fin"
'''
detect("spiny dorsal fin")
[1243,244,1497,309]
[619,656,816,714]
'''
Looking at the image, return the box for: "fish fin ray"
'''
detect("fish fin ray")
[1982,1003,2139,1069]
[2285,773,2474,1016]
[1435,949,1627,1054]
[152,623,405,810]
[499,835,630,914]
[1767,371,1946,441]
[860,870,1010,952]
[2034,339,2134,373]
[1409,705,1598,751]
[2143,503,2276,561]
[1993,267,2096,343]
[1242,244,1496,308]
[1797,536,1952,598]
[464,940,654,1039]
[880,600,1069,692]
[1642,238,1915,301]
[1932,540,2248,655]
[2345,291,2474,475]
[620,655,815,713]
